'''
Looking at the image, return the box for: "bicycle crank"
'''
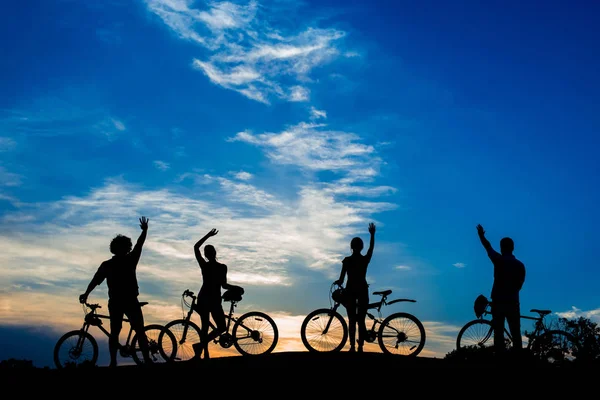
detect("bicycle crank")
[219,333,234,348]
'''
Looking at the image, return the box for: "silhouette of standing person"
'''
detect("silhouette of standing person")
[192,228,240,360]
[476,224,526,358]
[79,216,153,367]
[334,222,376,353]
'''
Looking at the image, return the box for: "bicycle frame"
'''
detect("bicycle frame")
[80,303,139,354]
[478,302,546,349]
[180,290,252,345]
[325,286,417,336]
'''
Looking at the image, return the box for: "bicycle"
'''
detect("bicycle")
[456,295,579,365]
[164,287,279,361]
[53,300,177,368]
[300,282,426,356]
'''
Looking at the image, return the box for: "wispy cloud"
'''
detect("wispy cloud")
[395,265,411,271]
[310,107,327,120]
[0,167,23,187]
[555,306,600,324]
[453,262,466,268]
[233,171,253,180]
[0,137,16,152]
[146,0,347,103]
[153,160,171,171]
[1,116,397,297]
[111,118,126,131]
[228,122,380,175]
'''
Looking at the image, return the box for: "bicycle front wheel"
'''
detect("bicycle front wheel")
[232,311,279,355]
[300,308,348,352]
[54,330,98,369]
[164,319,202,362]
[378,312,426,356]
[530,329,578,366]
[131,324,177,365]
[456,319,511,353]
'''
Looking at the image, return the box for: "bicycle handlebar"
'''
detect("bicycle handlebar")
[84,302,101,310]
[183,289,195,298]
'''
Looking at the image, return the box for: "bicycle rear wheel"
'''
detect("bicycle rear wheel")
[378,312,426,356]
[233,311,279,355]
[54,330,98,369]
[164,319,202,362]
[131,324,177,365]
[300,308,348,352]
[530,329,578,366]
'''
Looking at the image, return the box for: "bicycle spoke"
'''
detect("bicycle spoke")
[304,313,346,352]
[234,314,277,355]
[379,314,425,356]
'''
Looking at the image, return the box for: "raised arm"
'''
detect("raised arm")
[365,222,376,263]
[130,216,149,265]
[194,228,218,267]
[476,224,500,260]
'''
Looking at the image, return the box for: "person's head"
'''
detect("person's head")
[500,237,514,255]
[204,244,217,261]
[350,237,363,253]
[110,234,132,256]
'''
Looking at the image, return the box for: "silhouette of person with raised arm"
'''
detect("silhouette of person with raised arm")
[192,228,240,360]
[334,222,376,353]
[476,224,526,359]
[79,216,153,367]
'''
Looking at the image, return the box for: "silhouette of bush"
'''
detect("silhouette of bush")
[557,316,600,364]
[0,358,34,369]
[444,345,495,363]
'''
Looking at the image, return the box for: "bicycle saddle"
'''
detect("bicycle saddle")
[530,309,551,316]
[139,302,149,307]
[373,290,392,296]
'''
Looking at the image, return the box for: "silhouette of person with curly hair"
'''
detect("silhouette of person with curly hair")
[335,222,376,353]
[79,216,153,367]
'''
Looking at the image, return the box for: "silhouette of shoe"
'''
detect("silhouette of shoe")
[357,346,363,353]
[192,342,204,358]
[349,347,356,353]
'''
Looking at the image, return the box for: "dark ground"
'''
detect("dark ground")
[3,351,595,392]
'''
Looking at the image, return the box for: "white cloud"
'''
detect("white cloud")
[233,171,253,180]
[227,122,380,176]
[310,107,327,120]
[555,306,600,324]
[0,166,22,187]
[153,160,171,171]
[453,262,466,268]
[146,0,346,103]
[395,265,411,270]
[111,118,126,131]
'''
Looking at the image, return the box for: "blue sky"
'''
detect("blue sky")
[1,0,599,367]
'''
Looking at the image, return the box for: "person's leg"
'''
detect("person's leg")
[125,300,152,364]
[506,302,522,355]
[203,304,227,359]
[197,306,211,359]
[491,302,507,357]
[356,289,369,352]
[345,297,357,351]
[108,300,125,368]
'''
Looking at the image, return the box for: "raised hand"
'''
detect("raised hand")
[139,216,149,231]
[207,228,219,237]
[368,222,376,235]
[476,224,485,236]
